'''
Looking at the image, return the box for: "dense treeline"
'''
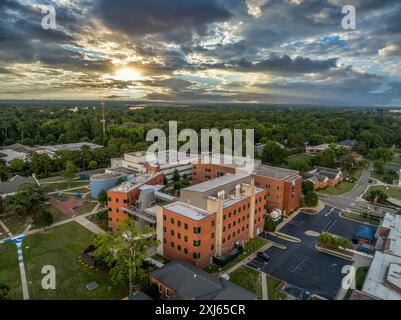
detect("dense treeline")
[0,105,400,178]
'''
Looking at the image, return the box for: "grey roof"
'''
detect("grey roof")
[163,201,214,221]
[338,140,356,147]
[150,260,257,300]
[0,176,38,195]
[183,174,251,193]
[255,165,298,180]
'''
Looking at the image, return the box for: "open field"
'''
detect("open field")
[286,153,315,163]
[0,242,23,300]
[365,186,401,201]
[229,266,262,300]
[21,222,127,300]
[41,180,90,193]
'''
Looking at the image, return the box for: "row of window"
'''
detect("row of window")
[163,228,215,244]
[164,239,206,258]
[164,216,215,233]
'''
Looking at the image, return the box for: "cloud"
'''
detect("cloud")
[378,44,401,58]
[94,0,232,42]
[204,54,337,74]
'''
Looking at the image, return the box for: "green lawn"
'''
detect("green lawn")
[88,211,109,232]
[319,169,363,196]
[366,186,401,202]
[230,266,262,300]
[75,201,98,215]
[41,181,90,193]
[0,242,23,300]
[23,222,127,300]
[1,204,67,235]
[267,276,286,300]
[206,237,268,274]
[342,211,381,226]
[356,266,369,290]
[286,153,315,163]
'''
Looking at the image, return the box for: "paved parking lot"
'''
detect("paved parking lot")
[247,205,376,300]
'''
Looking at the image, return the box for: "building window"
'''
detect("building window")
[184,223,188,230]
[163,238,167,244]
[233,221,236,226]
[223,215,227,221]
[243,205,246,210]
[228,223,231,229]
[238,207,241,213]
[170,230,174,236]
[184,248,188,254]
[223,226,226,232]
[211,245,215,251]
[193,227,201,234]
[178,233,181,240]
[163,227,166,233]
[159,284,163,293]
[177,245,181,251]
[193,240,201,247]
[228,235,231,240]
[115,199,119,203]
[108,208,112,212]
[177,220,181,227]
[166,289,170,298]
[223,238,226,243]
[171,242,175,248]
[123,199,128,204]
[184,236,188,242]
[163,215,166,221]
[211,232,215,239]
[170,218,174,224]
[193,252,200,259]
[211,220,215,227]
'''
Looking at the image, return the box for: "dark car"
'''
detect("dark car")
[257,252,271,263]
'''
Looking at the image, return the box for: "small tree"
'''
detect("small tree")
[88,160,98,170]
[0,283,11,300]
[62,161,78,188]
[98,190,108,206]
[304,191,318,207]
[92,219,160,297]
[264,216,276,233]
[302,180,315,196]
[366,190,388,204]
[10,159,25,173]
[172,169,180,182]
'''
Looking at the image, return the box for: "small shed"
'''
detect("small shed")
[354,226,375,244]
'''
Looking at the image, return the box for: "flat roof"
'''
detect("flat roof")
[254,164,298,180]
[41,142,103,152]
[381,213,401,257]
[164,201,214,221]
[362,251,401,300]
[109,173,161,193]
[183,174,251,193]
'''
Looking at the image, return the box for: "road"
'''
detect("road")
[320,165,397,215]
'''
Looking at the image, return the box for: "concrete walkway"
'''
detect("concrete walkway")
[75,216,106,235]
[262,273,268,300]
[0,219,13,237]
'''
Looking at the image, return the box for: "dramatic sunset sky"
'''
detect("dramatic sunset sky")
[0,0,400,105]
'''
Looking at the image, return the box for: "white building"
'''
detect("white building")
[111,150,198,181]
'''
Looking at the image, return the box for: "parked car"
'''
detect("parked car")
[257,252,271,262]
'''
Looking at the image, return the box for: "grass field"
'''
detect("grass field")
[366,186,401,201]
[342,211,381,226]
[0,242,23,300]
[75,201,98,215]
[41,181,90,193]
[230,266,262,300]
[267,276,286,300]
[22,222,127,300]
[88,211,109,232]
[286,153,315,163]
[1,204,66,235]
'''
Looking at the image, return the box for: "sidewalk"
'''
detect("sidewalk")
[75,216,106,235]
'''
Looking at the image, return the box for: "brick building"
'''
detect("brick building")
[107,172,164,232]
[192,161,302,215]
[156,174,267,269]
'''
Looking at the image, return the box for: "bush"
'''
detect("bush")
[318,232,351,249]
[304,191,318,207]
[0,283,11,300]
[33,211,54,228]
[264,217,276,233]
[302,180,315,196]
[366,190,388,204]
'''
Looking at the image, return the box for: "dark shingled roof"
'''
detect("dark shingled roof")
[0,176,38,195]
[150,260,257,300]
